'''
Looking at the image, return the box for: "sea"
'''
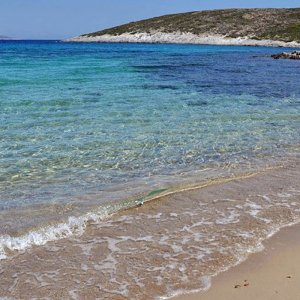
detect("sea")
[0,40,299,299]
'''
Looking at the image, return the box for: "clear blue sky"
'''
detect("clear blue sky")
[1,0,299,39]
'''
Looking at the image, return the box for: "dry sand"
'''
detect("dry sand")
[175,222,300,300]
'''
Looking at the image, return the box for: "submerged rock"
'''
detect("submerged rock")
[271,51,300,60]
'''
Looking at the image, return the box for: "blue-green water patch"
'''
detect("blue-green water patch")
[0,41,299,232]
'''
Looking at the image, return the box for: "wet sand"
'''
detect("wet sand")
[0,160,299,299]
[176,223,300,300]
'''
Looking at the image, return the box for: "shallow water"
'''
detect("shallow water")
[0,162,299,299]
[0,41,300,298]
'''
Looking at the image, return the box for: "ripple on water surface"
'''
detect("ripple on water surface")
[0,41,299,298]
[0,42,299,233]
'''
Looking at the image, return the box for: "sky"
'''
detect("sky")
[0,0,299,40]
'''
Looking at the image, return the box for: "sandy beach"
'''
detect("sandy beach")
[0,159,299,299]
[176,222,300,300]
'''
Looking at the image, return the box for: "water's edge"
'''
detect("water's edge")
[0,162,286,260]
[166,220,300,300]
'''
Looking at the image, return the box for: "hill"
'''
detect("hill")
[67,8,300,47]
[0,35,11,40]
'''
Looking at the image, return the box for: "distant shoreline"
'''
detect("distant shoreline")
[66,32,300,48]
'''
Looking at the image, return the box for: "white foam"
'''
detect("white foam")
[158,275,211,300]
[215,210,240,225]
[171,244,183,253]
[68,289,79,300]
[0,207,111,260]
[245,200,263,217]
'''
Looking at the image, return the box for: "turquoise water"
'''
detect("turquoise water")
[0,41,300,234]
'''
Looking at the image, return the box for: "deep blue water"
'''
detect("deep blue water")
[0,40,299,219]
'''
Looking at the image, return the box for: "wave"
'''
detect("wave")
[0,166,281,260]
[0,187,169,260]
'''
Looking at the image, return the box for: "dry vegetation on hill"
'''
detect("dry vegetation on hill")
[84,8,300,42]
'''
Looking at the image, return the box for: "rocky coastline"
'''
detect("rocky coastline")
[66,32,300,48]
[271,51,300,59]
